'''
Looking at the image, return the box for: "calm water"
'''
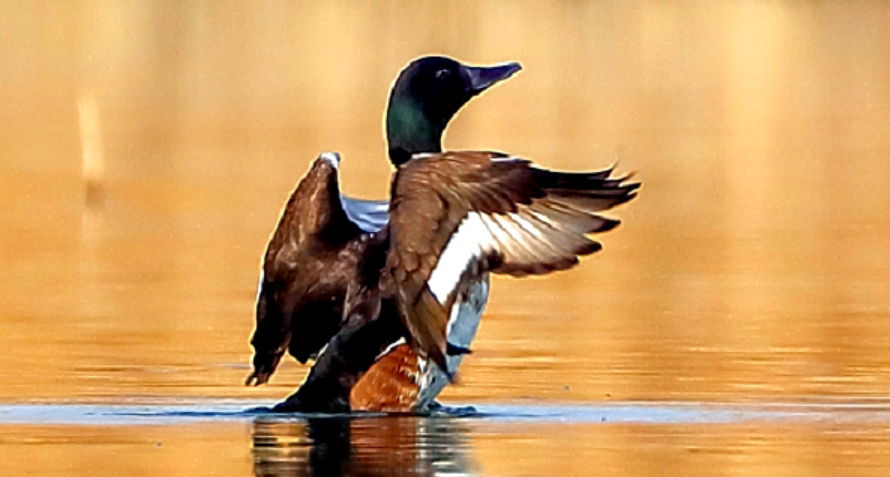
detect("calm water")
[2,1,890,476]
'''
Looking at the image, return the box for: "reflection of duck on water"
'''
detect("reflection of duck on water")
[251,416,477,477]
[246,57,639,413]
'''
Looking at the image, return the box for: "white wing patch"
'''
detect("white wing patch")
[426,212,494,304]
[424,197,613,292]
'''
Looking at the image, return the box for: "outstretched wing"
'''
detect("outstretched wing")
[381,151,639,375]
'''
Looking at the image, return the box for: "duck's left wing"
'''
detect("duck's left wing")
[381,151,639,374]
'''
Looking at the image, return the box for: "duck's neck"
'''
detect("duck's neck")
[386,95,444,167]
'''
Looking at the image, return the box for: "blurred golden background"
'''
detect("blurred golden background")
[3,2,890,475]
[3,0,890,403]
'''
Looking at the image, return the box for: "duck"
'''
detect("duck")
[262,150,638,413]
[246,57,640,413]
[245,56,523,411]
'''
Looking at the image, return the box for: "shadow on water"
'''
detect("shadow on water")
[251,416,476,477]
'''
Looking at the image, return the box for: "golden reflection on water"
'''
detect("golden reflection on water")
[1,1,890,476]
[4,417,889,477]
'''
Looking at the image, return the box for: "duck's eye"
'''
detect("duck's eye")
[434,69,451,80]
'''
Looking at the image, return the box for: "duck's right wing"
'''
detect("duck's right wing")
[381,151,640,375]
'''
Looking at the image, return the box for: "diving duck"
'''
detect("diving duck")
[246,57,639,413]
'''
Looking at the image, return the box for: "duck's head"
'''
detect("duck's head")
[386,56,521,166]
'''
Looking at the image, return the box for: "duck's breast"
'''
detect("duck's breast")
[349,275,489,412]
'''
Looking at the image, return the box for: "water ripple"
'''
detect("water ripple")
[2,400,890,426]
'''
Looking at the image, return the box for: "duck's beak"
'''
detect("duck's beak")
[464,62,522,94]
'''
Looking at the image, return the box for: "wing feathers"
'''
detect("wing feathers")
[383,151,639,375]
[528,200,620,235]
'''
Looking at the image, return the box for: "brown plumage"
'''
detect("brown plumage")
[380,151,639,376]
[249,150,638,412]
[246,154,377,387]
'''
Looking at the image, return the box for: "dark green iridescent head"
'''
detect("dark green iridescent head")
[386,56,521,166]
